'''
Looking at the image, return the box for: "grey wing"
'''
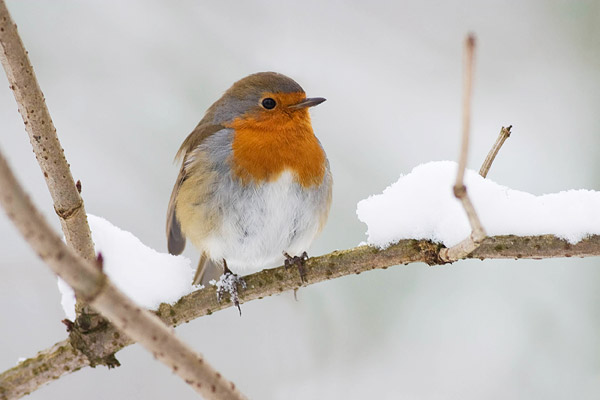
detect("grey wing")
[166,122,225,256]
[166,166,186,255]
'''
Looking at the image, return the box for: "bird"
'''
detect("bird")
[166,72,332,306]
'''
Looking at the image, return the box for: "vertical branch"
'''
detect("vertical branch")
[456,35,475,189]
[440,34,486,262]
[0,0,95,261]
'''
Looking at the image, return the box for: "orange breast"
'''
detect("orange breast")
[226,98,326,188]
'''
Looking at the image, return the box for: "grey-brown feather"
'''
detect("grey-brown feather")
[167,120,225,256]
[166,166,186,255]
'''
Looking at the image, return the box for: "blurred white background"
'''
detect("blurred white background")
[1,0,599,399]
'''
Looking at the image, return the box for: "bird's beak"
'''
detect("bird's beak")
[288,97,326,110]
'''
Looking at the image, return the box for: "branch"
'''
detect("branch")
[440,34,486,262]
[455,34,475,189]
[3,234,600,398]
[0,151,246,400]
[0,0,95,261]
[0,341,89,400]
[479,125,512,178]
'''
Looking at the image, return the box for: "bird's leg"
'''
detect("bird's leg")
[284,251,309,283]
[216,259,246,315]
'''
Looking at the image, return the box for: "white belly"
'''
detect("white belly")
[202,171,323,274]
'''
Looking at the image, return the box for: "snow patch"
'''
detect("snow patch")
[357,161,600,248]
[58,215,195,320]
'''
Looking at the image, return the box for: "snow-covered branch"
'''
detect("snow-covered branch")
[0,0,95,262]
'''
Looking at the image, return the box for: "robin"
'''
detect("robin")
[166,72,332,306]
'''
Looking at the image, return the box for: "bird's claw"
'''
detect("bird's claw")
[216,271,247,315]
[284,251,309,282]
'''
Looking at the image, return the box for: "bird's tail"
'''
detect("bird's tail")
[193,253,224,286]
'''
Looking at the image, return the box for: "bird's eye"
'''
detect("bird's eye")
[261,98,276,109]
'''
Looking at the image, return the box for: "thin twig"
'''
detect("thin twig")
[3,234,600,398]
[0,150,247,400]
[455,34,475,189]
[0,0,95,262]
[440,33,486,262]
[479,125,512,178]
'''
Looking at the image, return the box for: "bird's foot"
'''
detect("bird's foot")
[284,251,309,283]
[216,267,247,315]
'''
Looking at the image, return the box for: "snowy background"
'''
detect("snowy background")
[1,1,599,399]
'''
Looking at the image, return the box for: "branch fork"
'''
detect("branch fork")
[439,36,513,262]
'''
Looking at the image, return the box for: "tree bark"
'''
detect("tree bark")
[0,0,95,262]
